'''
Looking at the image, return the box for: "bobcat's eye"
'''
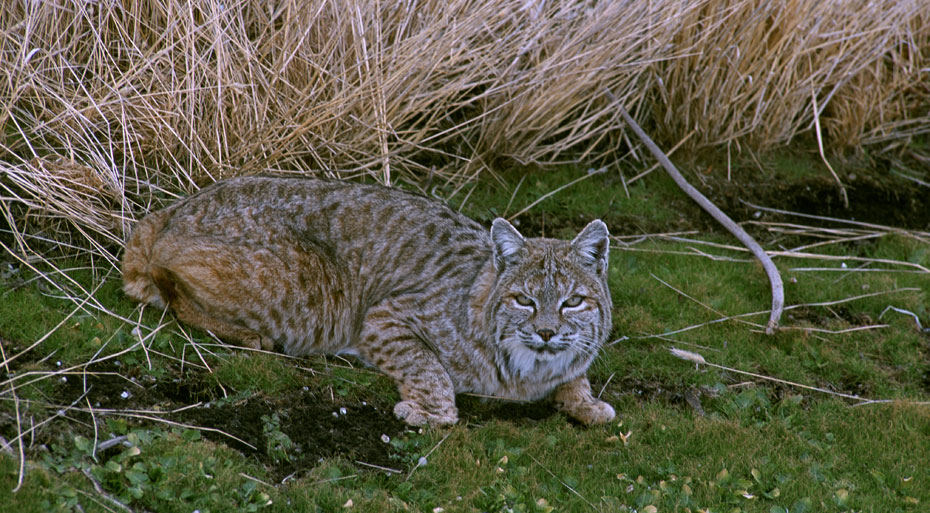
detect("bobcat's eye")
[514,294,534,307]
[562,295,585,308]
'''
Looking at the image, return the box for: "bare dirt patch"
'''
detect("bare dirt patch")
[24,364,409,482]
[177,389,407,482]
[701,167,930,233]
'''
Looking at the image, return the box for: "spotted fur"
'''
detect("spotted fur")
[122,176,614,426]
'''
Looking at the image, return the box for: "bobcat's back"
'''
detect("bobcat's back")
[122,176,491,355]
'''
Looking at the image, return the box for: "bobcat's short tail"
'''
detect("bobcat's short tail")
[121,209,172,308]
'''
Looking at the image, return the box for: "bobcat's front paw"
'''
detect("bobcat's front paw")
[552,375,616,425]
[557,398,616,425]
[394,400,458,427]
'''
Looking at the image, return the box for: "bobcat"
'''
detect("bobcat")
[122,176,615,426]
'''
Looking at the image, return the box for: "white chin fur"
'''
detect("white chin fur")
[506,343,574,379]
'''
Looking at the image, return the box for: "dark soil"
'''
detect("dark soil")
[18,362,409,482]
[785,305,877,327]
[703,173,930,233]
[176,389,407,482]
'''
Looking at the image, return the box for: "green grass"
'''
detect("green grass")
[2,158,929,512]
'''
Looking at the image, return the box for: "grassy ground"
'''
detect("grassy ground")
[1,152,929,512]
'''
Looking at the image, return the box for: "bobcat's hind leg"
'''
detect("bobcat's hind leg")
[552,375,615,425]
[359,305,458,427]
[150,265,273,351]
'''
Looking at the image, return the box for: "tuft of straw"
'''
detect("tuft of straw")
[669,347,708,365]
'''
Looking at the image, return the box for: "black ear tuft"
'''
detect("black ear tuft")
[490,218,525,271]
[572,220,609,274]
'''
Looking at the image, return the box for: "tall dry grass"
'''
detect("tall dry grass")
[0,0,928,268]
[653,0,930,151]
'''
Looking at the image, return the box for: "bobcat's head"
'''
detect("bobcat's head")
[487,218,612,381]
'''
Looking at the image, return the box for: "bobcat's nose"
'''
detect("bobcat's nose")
[536,329,556,342]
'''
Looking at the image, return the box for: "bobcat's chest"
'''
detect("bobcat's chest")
[443,342,587,402]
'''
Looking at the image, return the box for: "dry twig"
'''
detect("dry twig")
[606,89,784,334]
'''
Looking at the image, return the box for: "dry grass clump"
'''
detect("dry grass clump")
[653,0,930,151]
[0,0,928,268]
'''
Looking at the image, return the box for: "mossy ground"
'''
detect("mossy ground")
[1,150,928,512]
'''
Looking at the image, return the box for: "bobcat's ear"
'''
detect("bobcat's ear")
[572,220,609,275]
[491,218,525,271]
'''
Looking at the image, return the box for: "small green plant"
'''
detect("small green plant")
[261,413,300,464]
[31,426,274,513]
